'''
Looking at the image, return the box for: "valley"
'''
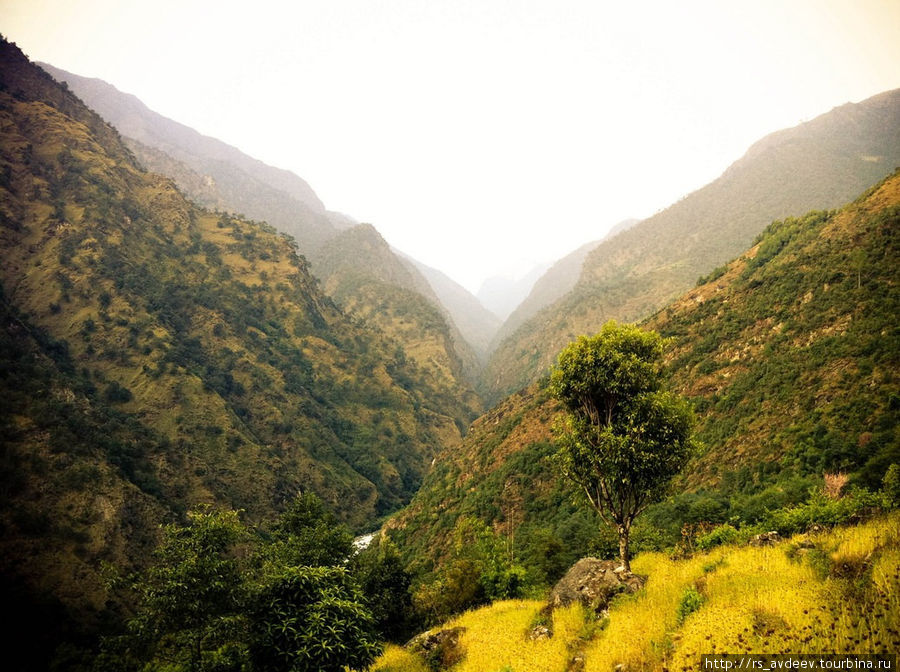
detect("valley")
[0,31,898,672]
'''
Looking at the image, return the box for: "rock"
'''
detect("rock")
[749,531,781,546]
[406,626,467,670]
[528,624,552,641]
[548,558,645,614]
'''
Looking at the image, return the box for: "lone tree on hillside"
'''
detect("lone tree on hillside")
[550,321,696,571]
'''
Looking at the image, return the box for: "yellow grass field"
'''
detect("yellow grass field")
[370,512,900,671]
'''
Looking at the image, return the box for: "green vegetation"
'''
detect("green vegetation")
[550,322,696,569]
[97,496,390,672]
[391,170,900,614]
[374,513,900,672]
[0,37,470,667]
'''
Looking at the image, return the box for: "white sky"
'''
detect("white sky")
[2,0,899,293]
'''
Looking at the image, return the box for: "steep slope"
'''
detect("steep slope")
[41,62,486,396]
[389,171,900,578]
[309,223,482,417]
[493,218,639,348]
[482,89,900,402]
[403,254,501,361]
[37,63,338,252]
[0,38,470,636]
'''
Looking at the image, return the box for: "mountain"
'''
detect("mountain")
[491,218,639,350]
[481,89,900,402]
[388,170,900,582]
[37,62,340,253]
[39,62,486,402]
[0,38,474,648]
[477,262,551,321]
[402,254,501,361]
[306,222,483,407]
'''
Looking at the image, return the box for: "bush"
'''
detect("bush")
[883,464,900,509]
[248,566,381,672]
[764,488,881,535]
[696,523,740,551]
[676,586,704,624]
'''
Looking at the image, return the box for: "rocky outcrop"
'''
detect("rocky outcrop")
[406,626,467,671]
[548,558,645,614]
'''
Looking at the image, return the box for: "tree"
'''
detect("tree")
[247,566,381,672]
[108,507,249,672]
[550,321,695,571]
[265,491,355,567]
[349,537,417,642]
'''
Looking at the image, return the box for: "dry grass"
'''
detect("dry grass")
[369,512,900,671]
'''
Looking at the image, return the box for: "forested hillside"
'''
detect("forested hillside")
[39,62,493,396]
[482,89,900,402]
[308,222,483,406]
[0,38,471,647]
[491,218,639,349]
[390,170,900,585]
[37,62,339,252]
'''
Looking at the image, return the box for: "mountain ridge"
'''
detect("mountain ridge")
[389,169,900,583]
[480,88,900,403]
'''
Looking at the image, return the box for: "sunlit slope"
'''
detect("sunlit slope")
[482,89,900,402]
[390,171,900,577]
[309,222,483,408]
[374,515,900,671]
[0,36,468,548]
[492,218,640,351]
[40,62,489,394]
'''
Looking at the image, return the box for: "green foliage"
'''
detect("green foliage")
[106,508,249,672]
[676,586,704,625]
[99,496,386,672]
[883,464,900,509]
[349,538,417,643]
[248,566,381,672]
[551,321,696,568]
[265,491,354,568]
[696,523,740,551]
[412,517,529,624]
[763,488,881,536]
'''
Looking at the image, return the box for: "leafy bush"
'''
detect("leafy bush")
[248,566,381,672]
[696,523,740,551]
[883,464,900,509]
[764,489,881,535]
[676,586,704,625]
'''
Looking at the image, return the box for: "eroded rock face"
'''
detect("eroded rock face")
[548,558,645,613]
[406,626,467,670]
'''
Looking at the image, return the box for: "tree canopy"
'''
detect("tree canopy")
[550,321,696,570]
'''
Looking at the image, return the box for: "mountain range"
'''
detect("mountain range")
[480,89,900,402]
[0,38,477,644]
[2,34,900,668]
[389,169,900,580]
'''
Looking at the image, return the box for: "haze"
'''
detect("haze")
[2,0,898,292]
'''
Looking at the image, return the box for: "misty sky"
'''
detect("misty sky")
[2,0,899,293]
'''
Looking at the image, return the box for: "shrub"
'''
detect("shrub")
[764,488,881,535]
[676,586,704,625]
[696,523,740,551]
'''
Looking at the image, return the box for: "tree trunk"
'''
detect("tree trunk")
[618,525,631,572]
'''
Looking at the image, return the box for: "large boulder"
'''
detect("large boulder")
[548,558,645,613]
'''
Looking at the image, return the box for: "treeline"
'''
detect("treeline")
[90,493,416,672]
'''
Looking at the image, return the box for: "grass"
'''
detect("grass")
[370,512,900,671]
